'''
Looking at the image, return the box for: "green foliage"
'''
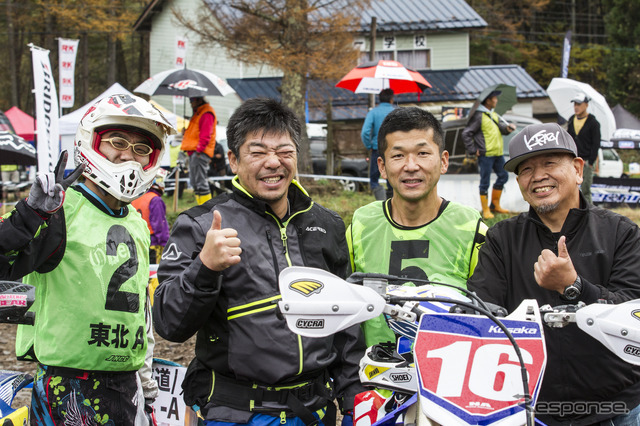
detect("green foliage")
[603,0,640,117]
[470,0,640,117]
[0,0,147,112]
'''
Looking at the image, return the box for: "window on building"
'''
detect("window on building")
[359,50,430,70]
[398,50,430,70]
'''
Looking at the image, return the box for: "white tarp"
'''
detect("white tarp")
[59,82,133,136]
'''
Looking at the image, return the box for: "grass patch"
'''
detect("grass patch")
[162,187,640,230]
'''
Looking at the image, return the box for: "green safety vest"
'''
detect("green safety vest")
[16,188,150,371]
[481,111,504,156]
[347,200,486,347]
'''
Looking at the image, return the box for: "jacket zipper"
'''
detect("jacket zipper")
[267,209,311,376]
[265,229,280,277]
[296,226,309,265]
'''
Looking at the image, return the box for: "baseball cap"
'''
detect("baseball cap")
[571,92,591,104]
[504,123,578,173]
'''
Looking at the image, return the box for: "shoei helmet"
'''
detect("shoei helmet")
[74,94,176,203]
[359,343,418,393]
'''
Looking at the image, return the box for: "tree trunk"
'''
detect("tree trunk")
[116,39,128,87]
[107,36,116,86]
[281,70,311,174]
[7,0,19,107]
[81,32,89,105]
[281,0,311,174]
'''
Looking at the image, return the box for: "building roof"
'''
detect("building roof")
[227,65,547,121]
[134,0,486,33]
[134,0,162,32]
[361,0,486,32]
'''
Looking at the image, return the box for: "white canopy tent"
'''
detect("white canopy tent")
[59,82,180,169]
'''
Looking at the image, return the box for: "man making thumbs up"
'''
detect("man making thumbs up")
[468,123,640,425]
[154,98,365,426]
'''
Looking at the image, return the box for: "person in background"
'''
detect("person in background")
[462,89,516,219]
[0,94,175,424]
[208,140,231,195]
[1,164,19,183]
[348,107,486,347]
[1,164,20,201]
[154,97,365,426]
[361,88,395,200]
[181,96,216,205]
[567,92,601,205]
[131,172,170,264]
[468,123,640,425]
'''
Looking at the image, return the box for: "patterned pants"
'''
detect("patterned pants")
[30,364,140,425]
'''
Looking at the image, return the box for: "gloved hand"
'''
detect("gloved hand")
[26,151,85,216]
[144,399,158,426]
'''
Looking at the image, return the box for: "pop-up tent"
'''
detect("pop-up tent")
[612,104,640,131]
[59,82,133,141]
[4,106,35,141]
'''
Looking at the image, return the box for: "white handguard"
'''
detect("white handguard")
[575,299,640,366]
[278,266,386,338]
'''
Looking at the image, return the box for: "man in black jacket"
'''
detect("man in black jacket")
[154,98,365,426]
[567,92,601,204]
[468,123,640,425]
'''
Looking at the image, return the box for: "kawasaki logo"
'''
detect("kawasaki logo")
[488,325,538,334]
[390,373,411,382]
[105,355,130,363]
[289,279,324,296]
[296,319,325,329]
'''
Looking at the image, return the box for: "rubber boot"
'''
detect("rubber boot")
[196,193,212,205]
[490,189,510,214]
[480,194,494,219]
[373,186,387,201]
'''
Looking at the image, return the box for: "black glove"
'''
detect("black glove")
[26,151,85,216]
[144,399,157,426]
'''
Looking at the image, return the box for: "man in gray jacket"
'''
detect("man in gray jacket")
[154,98,365,426]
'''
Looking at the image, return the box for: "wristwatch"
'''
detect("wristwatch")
[562,275,583,301]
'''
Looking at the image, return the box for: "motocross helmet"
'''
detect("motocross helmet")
[74,94,176,203]
[359,342,418,394]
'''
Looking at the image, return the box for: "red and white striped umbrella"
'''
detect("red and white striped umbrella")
[336,60,431,94]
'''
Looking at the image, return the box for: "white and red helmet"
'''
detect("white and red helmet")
[74,94,176,203]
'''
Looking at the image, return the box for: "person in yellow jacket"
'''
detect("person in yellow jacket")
[182,96,216,204]
[461,90,516,219]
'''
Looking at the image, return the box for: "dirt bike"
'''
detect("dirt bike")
[277,266,640,426]
[0,281,35,426]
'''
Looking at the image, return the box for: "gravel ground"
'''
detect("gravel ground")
[0,323,196,414]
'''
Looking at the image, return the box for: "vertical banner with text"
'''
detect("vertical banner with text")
[31,44,60,173]
[173,37,188,109]
[561,30,572,79]
[58,38,80,111]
